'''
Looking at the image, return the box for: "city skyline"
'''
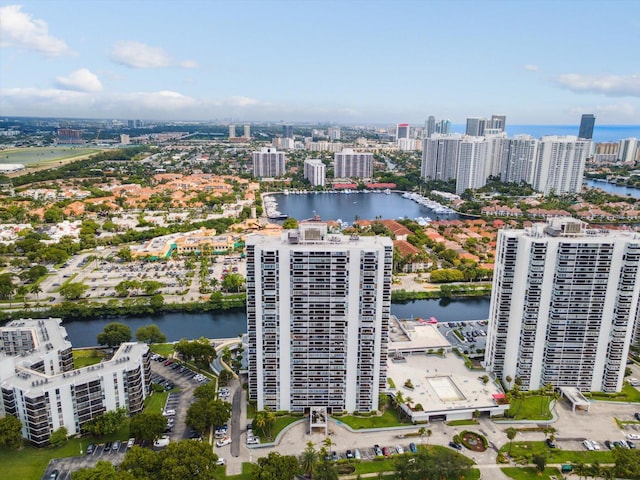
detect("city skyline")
[1,1,639,124]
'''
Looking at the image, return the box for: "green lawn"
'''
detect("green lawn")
[72,349,105,368]
[334,408,409,429]
[501,441,614,464]
[588,383,640,402]
[447,419,479,426]
[219,462,254,479]
[144,391,168,414]
[150,343,175,357]
[268,416,302,441]
[506,395,553,420]
[502,466,562,479]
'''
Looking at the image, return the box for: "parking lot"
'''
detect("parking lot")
[437,319,488,353]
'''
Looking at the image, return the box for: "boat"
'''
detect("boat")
[384,188,391,195]
[268,213,289,220]
[427,317,438,324]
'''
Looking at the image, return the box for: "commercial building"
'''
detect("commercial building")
[246,223,393,413]
[303,158,326,187]
[57,129,83,144]
[485,218,640,393]
[578,114,596,140]
[252,147,287,178]
[334,149,373,179]
[0,318,150,446]
[532,136,590,195]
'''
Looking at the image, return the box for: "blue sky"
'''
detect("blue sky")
[1,0,639,124]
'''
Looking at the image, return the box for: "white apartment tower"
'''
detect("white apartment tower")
[456,137,488,194]
[303,158,326,187]
[334,149,373,179]
[328,127,341,141]
[243,124,251,139]
[228,124,236,139]
[485,218,640,393]
[252,147,286,178]
[501,135,539,184]
[618,138,638,163]
[421,133,463,181]
[532,136,590,195]
[484,132,509,179]
[246,224,393,413]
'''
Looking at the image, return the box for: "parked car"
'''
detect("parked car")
[331,451,338,462]
[216,458,226,466]
[112,440,121,452]
[627,440,636,449]
[154,436,170,448]
[396,445,404,454]
[216,436,232,447]
[50,470,59,479]
[382,447,390,457]
[546,438,557,448]
[374,444,383,456]
[345,449,353,459]
[448,441,463,450]
[86,443,95,455]
[409,442,417,453]
[354,448,361,460]
[635,412,640,421]
[604,440,612,449]
[126,438,135,449]
[628,433,640,440]
[104,441,112,452]
[163,409,176,416]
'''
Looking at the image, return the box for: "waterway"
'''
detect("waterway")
[63,297,491,347]
[271,192,458,223]
[585,179,640,199]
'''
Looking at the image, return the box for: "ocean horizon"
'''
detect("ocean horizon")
[449,124,640,143]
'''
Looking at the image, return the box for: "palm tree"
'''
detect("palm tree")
[426,429,432,446]
[300,441,318,478]
[505,427,517,454]
[30,283,42,301]
[418,427,426,445]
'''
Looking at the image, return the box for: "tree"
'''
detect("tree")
[129,413,167,442]
[505,375,513,390]
[394,447,473,480]
[136,324,167,344]
[117,247,133,262]
[185,398,232,434]
[59,281,88,300]
[252,451,299,480]
[0,415,22,449]
[97,322,132,348]
[221,273,245,292]
[505,427,518,454]
[118,446,160,478]
[29,283,42,301]
[300,441,319,478]
[426,428,432,445]
[282,218,299,229]
[82,408,127,438]
[253,408,276,440]
[73,460,135,480]
[0,273,16,300]
[418,427,426,445]
[49,426,68,447]
[531,453,547,474]
[158,440,219,480]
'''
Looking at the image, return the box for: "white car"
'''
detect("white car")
[126,438,135,449]
[396,445,404,454]
[216,458,226,466]
[153,436,170,448]
[246,436,259,445]
[216,436,232,447]
[627,433,640,440]
[163,409,176,416]
[583,440,594,451]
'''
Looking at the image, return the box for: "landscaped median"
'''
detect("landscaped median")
[499,441,615,465]
[332,408,409,429]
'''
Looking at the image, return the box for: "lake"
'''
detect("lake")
[63,297,491,347]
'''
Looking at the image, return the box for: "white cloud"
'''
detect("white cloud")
[55,68,103,92]
[523,64,539,72]
[555,73,640,97]
[220,96,264,107]
[568,102,638,121]
[109,41,197,69]
[0,5,73,56]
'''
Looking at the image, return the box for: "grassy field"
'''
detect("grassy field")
[0,147,100,165]
[502,467,562,479]
[506,395,553,420]
[501,441,615,464]
[335,408,409,429]
[588,383,640,402]
[143,391,169,414]
[72,349,105,368]
[150,343,175,357]
[219,462,254,480]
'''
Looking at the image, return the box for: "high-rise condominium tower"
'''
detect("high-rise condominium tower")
[228,124,236,139]
[532,136,590,195]
[283,125,294,139]
[243,124,251,139]
[465,117,489,136]
[334,149,373,179]
[396,123,409,140]
[578,114,595,140]
[421,133,463,181]
[426,116,436,137]
[246,223,393,413]
[485,218,640,392]
[491,114,507,132]
[252,147,286,178]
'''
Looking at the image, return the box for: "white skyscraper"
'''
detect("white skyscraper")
[465,117,489,136]
[618,138,638,163]
[328,127,341,141]
[485,218,640,393]
[304,158,326,186]
[421,133,463,181]
[252,147,286,178]
[334,149,373,179]
[228,124,236,139]
[484,132,509,179]
[243,124,251,139]
[246,224,393,413]
[532,136,590,195]
[456,137,488,194]
[502,135,539,184]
